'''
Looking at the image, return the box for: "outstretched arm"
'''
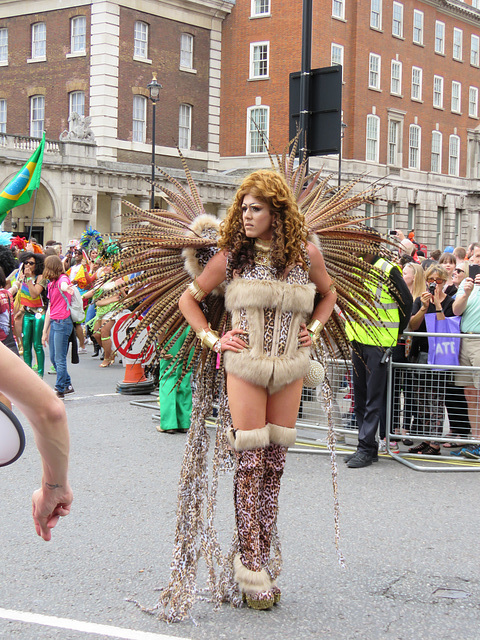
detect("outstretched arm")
[307,242,337,328]
[0,342,72,540]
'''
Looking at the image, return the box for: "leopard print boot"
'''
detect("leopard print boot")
[228,425,275,610]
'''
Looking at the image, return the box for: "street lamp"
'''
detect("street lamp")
[147,73,162,209]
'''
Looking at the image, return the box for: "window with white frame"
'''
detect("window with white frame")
[366,114,379,162]
[30,95,44,137]
[451,81,461,113]
[392,2,403,38]
[435,21,445,54]
[0,99,6,133]
[433,75,444,108]
[247,106,269,154]
[431,130,442,173]
[370,0,382,30]
[413,10,423,45]
[132,95,146,143]
[134,21,148,59]
[332,0,345,20]
[471,34,479,66]
[180,33,193,69]
[388,119,400,165]
[69,91,85,119]
[408,203,416,230]
[411,66,422,100]
[331,43,344,67]
[391,60,402,95]
[387,201,397,231]
[250,42,269,78]
[251,0,270,16]
[469,86,479,118]
[369,53,380,89]
[178,104,192,149]
[408,124,421,169]
[449,134,460,176]
[71,16,86,53]
[453,28,463,61]
[0,28,7,62]
[473,0,480,7]
[31,22,46,59]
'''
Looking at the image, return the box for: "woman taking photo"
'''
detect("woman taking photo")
[41,256,74,399]
[178,169,336,609]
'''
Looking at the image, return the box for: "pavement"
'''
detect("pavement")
[0,346,479,640]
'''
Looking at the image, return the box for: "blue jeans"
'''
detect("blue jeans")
[50,317,73,392]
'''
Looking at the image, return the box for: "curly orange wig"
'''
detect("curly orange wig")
[218,169,308,275]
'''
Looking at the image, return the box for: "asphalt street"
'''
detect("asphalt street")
[0,348,479,640]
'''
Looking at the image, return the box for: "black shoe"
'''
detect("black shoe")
[55,390,65,399]
[92,343,101,357]
[64,385,75,395]
[344,450,378,463]
[346,451,374,468]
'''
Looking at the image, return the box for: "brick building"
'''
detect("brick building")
[219,0,480,249]
[0,0,236,245]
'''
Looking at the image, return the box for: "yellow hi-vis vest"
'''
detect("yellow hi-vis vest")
[345,258,401,347]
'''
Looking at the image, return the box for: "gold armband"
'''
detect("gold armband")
[307,319,324,342]
[188,279,208,302]
[196,326,220,351]
[329,283,337,294]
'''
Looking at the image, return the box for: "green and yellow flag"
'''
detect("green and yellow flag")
[0,132,46,224]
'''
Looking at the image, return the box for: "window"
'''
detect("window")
[366,114,379,162]
[247,106,269,154]
[250,42,269,78]
[454,209,462,247]
[431,130,442,173]
[392,2,403,38]
[30,95,44,138]
[31,22,46,59]
[451,81,461,113]
[471,34,479,66]
[433,75,444,108]
[332,0,345,20]
[449,135,460,176]
[71,16,86,53]
[413,10,423,45]
[469,86,479,118]
[369,53,380,89]
[435,21,445,54]
[387,201,397,231]
[0,99,6,133]
[178,104,192,149]
[370,0,381,29]
[388,119,399,165]
[132,95,146,143]
[180,33,193,69]
[436,207,444,249]
[408,124,420,169]
[134,21,148,59]
[69,91,85,118]
[411,66,422,101]
[331,43,344,67]
[391,60,402,95]
[364,203,373,227]
[251,0,270,16]
[0,28,7,62]
[453,28,463,61]
[408,204,416,231]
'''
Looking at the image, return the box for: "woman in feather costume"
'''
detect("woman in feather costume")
[112,143,391,621]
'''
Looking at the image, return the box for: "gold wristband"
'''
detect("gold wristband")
[188,279,208,302]
[307,319,324,341]
[196,327,220,350]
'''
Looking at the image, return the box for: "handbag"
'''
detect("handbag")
[424,314,461,367]
[57,282,86,323]
[303,358,325,387]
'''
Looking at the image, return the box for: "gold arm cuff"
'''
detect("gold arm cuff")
[188,279,208,302]
[329,283,337,294]
[307,319,324,340]
[196,327,220,350]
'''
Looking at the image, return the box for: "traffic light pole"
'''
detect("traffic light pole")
[299,0,312,171]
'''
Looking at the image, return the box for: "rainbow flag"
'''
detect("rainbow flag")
[0,132,45,223]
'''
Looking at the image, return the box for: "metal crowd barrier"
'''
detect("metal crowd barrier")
[386,331,480,471]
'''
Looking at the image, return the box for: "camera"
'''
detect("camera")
[389,230,397,236]
[428,282,437,295]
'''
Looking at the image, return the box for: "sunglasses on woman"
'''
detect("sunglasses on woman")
[426,278,445,285]
[454,268,464,274]
[24,261,35,266]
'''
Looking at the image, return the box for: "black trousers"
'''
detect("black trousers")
[351,342,388,456]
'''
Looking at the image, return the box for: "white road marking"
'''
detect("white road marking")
[0,608,182,640]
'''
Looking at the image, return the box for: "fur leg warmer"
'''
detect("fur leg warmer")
[227,424,270,451]
[268,422,297,448]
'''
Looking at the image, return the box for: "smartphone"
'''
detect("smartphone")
[389,230,397,236]
[468,264,480,280]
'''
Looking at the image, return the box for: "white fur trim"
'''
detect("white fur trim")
[182,214,221,279]
[227,425,270,451]
[307,233,322,251]
[268,423,297,447]
[226,278,316,315]
[234,554,272,594]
